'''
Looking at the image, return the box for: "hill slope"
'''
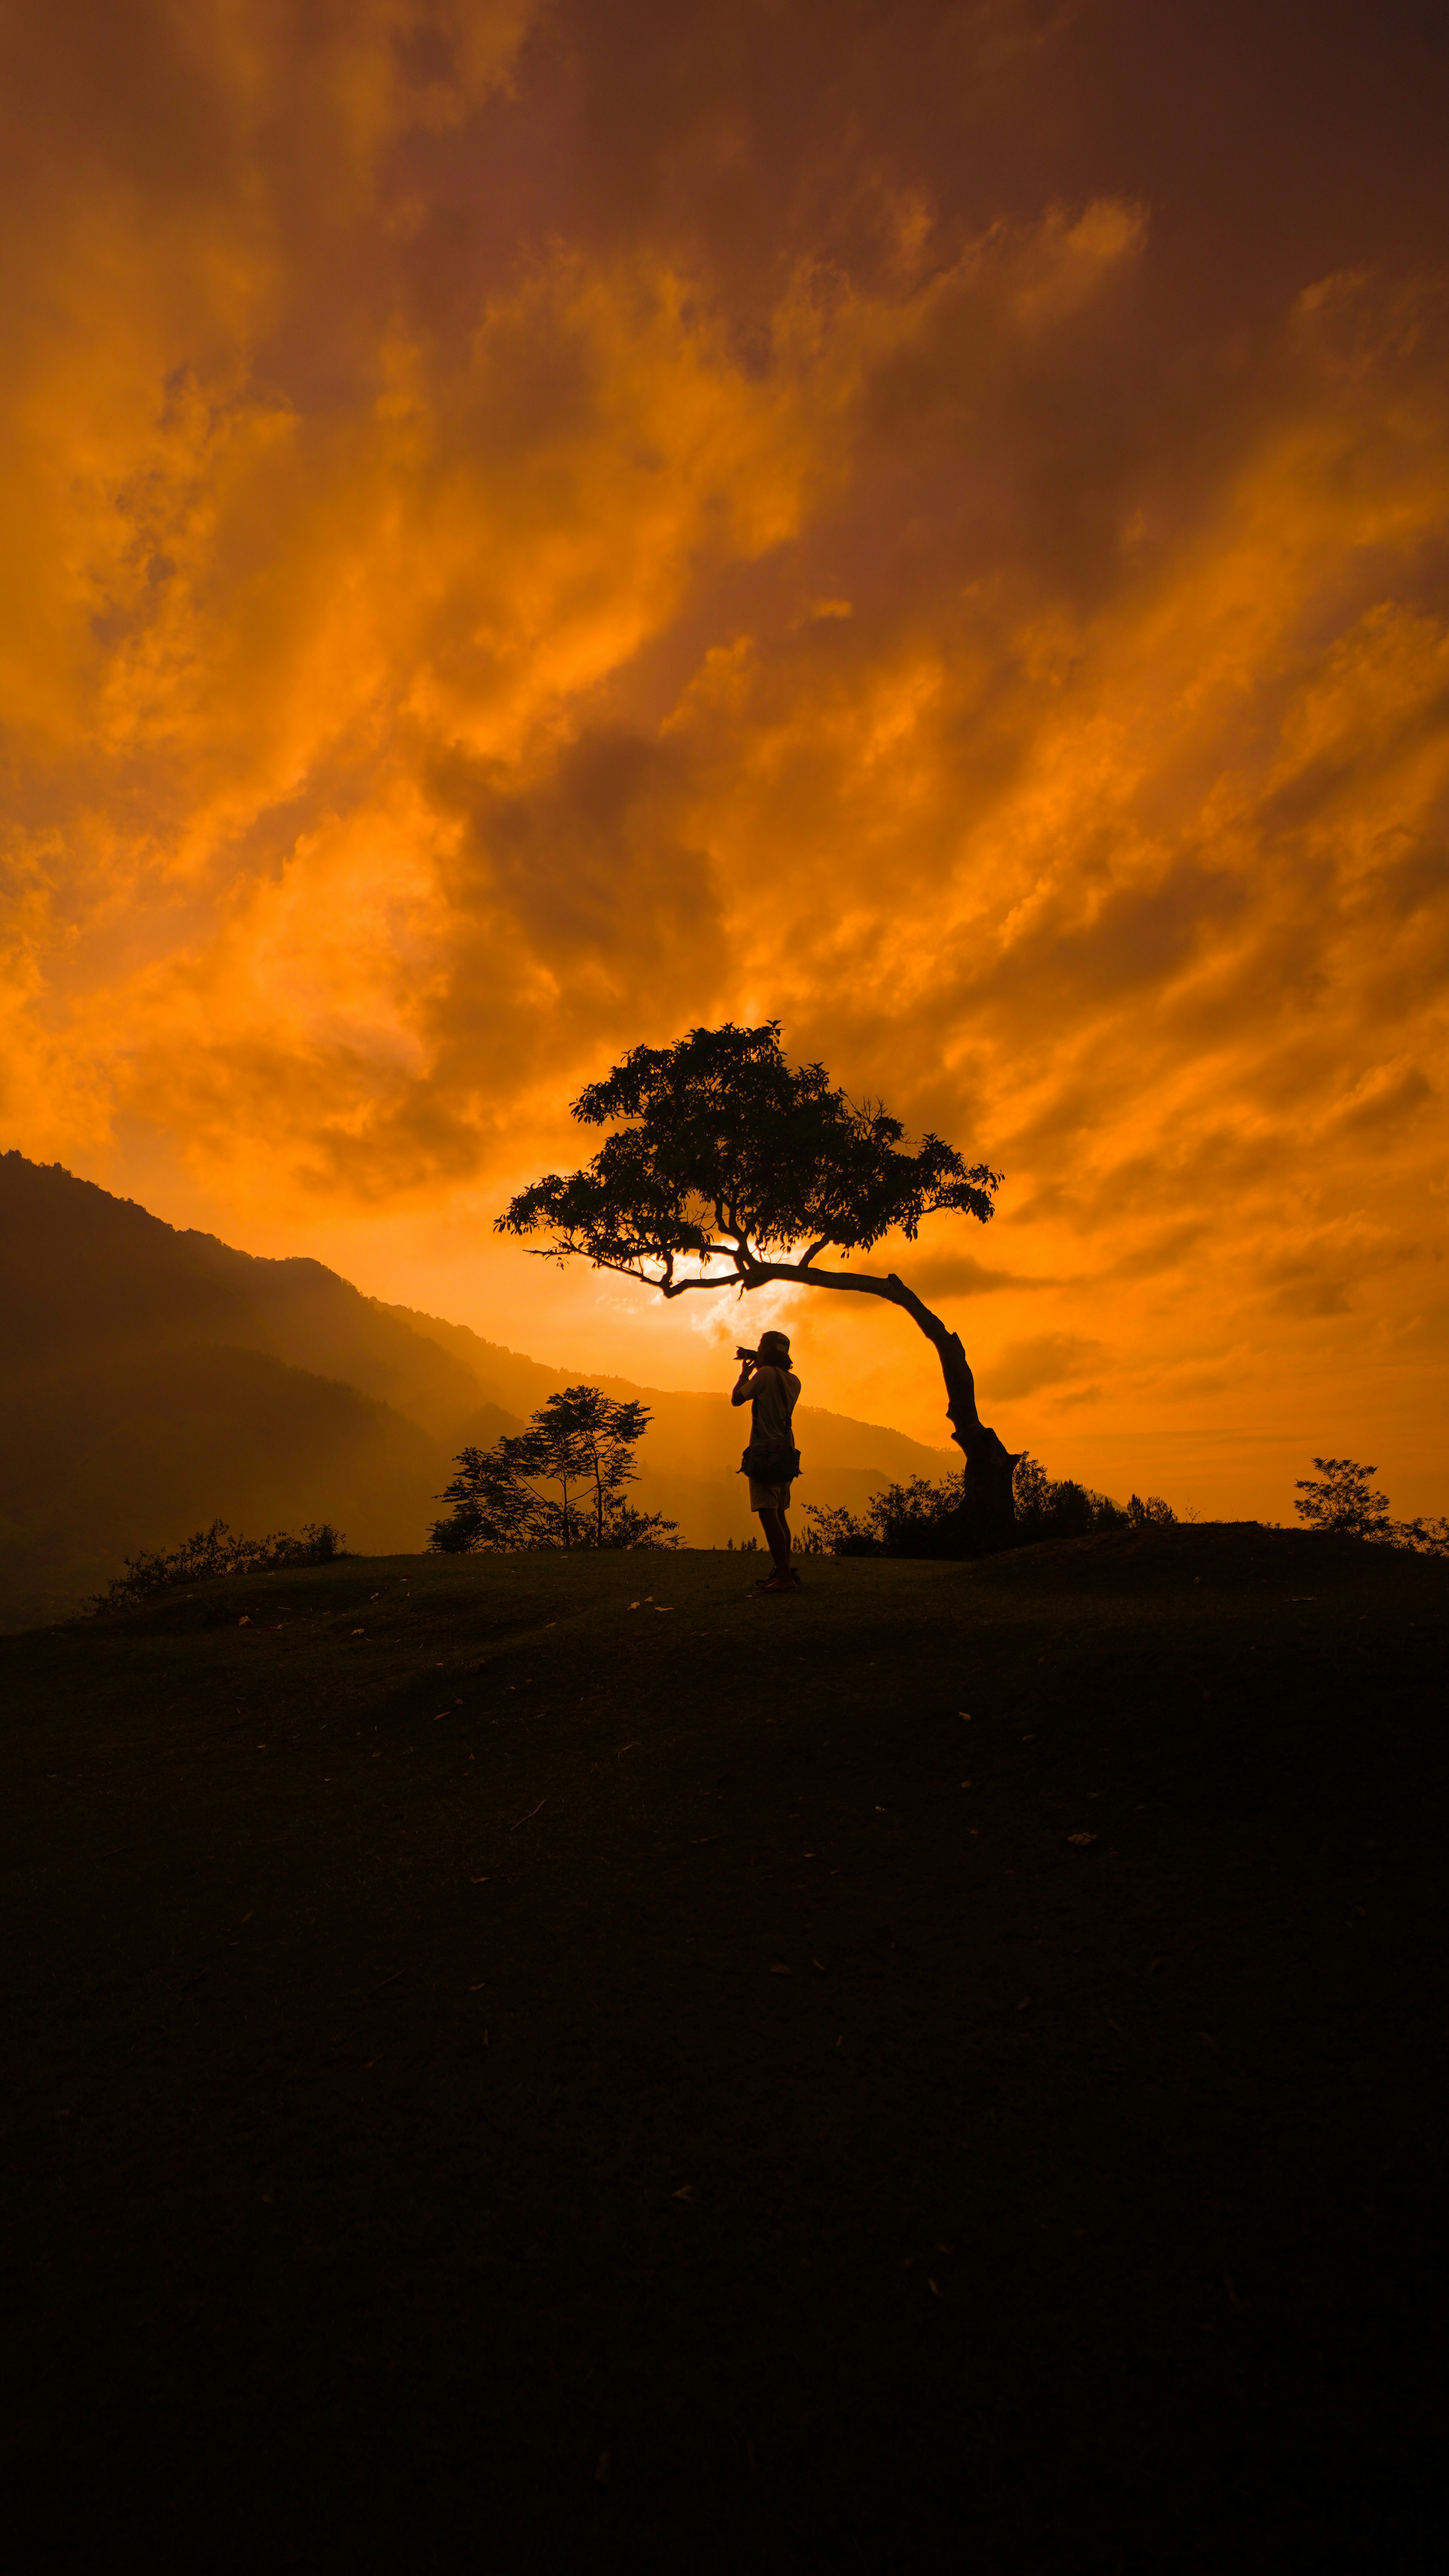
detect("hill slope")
[0,1152,494,1435]
[3,1528,1443,2567]
[0,1154,954,1625]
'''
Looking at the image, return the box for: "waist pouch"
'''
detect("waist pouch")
[740,1439,802,1482]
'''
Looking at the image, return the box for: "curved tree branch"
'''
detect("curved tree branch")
[732,1255,1016,1496]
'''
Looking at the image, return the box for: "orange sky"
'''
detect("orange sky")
[3,0,1448,1521]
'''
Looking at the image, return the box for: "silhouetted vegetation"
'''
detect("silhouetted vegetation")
[91,1517,348,1613]
[497,1020,1019,1534]
[1294,1455,1449,1554]
[801,1453,1177,1558]
[1014,1456,1179,1543]
[430,1383,680,1552]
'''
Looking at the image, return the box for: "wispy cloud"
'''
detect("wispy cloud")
[1,0,1447,1515]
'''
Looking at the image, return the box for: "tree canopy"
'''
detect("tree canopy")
[497,1021,999,1295]
[497,1020,1017,1528]
[1292,1457,1392,1540]
[1291,1455,1447,1553]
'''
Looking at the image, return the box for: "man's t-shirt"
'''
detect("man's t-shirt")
[750,1367,800,1445]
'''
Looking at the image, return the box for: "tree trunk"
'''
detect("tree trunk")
[745,1258,1019,1545]
[882,1273,1019,1543]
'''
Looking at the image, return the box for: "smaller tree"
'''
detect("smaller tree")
[1291,1456,1447,1553]
[430,1443,547,1552]
[552,1385,662,1547]
[430,1384,680,1552]
[1292,1458,1392,1540]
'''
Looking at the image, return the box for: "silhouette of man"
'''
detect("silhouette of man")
[731,1328,801,1591]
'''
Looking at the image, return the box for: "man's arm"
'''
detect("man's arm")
[730,1357,756,1409]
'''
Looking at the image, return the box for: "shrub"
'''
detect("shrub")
[91,1519,348,1613]
[800,1473,965,1558]
[1011,1454,1160,1543]
[800,1455,1175,1558]
[1391,1515,1449,1557]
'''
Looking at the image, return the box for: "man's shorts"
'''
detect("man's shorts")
[748,1478,795,1511]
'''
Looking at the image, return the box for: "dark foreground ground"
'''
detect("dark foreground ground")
[3,1528,1446,2573]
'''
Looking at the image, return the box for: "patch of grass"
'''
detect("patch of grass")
[3,1531,1446,2571]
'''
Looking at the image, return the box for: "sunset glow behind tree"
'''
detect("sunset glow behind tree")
[2,0,1446,1516]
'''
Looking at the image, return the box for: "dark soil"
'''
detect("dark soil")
[3,1528,1446,2572]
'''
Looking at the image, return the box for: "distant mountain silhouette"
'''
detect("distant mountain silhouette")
[0,1152,954,1628]
[0,1154,487,1432]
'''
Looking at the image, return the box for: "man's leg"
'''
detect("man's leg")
[757,1507,792,1578]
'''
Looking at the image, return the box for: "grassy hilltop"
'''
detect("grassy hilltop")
[4,1531,1446,2571]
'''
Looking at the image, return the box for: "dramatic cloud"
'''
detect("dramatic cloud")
[2,0,1447,1514]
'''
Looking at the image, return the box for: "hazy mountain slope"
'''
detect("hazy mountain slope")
[0,1157,480,1627]
[0,1154,484,1438]
[0,1345,441,1633]
[371,1303,564,1418]
[0,1155,958,1622]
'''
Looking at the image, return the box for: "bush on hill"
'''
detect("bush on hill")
[800,1455,1177,1558]
[91,1519,349,1613]
[1293,1455,1449,1555]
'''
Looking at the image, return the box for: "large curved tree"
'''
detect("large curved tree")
[497,1021,1019,1530]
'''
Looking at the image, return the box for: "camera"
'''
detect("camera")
[736,1346,758,1363]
